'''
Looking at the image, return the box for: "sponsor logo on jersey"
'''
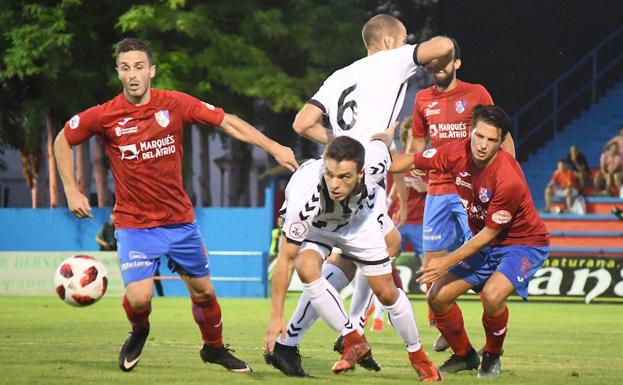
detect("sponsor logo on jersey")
[429,122,468,139]
[119,144,140,160]
[459,171,471,177]
[115,126,138,136]
[202,102,216,111]
[455,176,472,190]
[288,221,307,240]
[425,107,440,117]
[154,110,170,128]
[117,117,133,126]
[427,101,438,108]
[69,115,80,129]
[491,209,512,224]
[422,148,437,158]
[139,134,177,160]
[479,187,490,203]
[455,99,467,114]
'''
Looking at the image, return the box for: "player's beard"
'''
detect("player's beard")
[435,69,456,90]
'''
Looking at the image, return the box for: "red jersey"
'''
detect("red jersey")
[413,140,549,247]
[388,173,426,225]
[412,80,493,195]
[63,89,225,229]
[551,170,578,189]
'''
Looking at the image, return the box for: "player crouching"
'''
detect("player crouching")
[265,135,441,381]
[392,105,550,379]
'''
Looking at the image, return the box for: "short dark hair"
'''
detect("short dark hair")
[472,105,511,141]
[324,136,365,171]
[450,37,461,60]
[115,38,153,65]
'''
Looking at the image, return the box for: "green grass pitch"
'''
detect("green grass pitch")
[0,295,621,385]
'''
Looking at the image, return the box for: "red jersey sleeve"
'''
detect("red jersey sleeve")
[478,85,494,105]
[485,177,522,230]
[411,93,427,139]
[62,105,103,146]
[172,91,225,126]
[412,144,456,174]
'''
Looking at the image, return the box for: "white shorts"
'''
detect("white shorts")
[300,191,391,277]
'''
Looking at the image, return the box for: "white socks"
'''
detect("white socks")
[302,276,354,335]
[383,289,422,352]
[348,269,374,334]
[283,264,350,346]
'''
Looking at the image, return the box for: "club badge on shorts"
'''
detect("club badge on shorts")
[154,110,170,128]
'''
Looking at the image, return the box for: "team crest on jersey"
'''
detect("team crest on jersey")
[479,187,490,203]
[288,222,307,240]
[455,100,467,114]
[69,115,80,129]
[422,148,437,158]
[154,110,170,128]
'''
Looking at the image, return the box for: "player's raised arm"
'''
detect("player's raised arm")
[218,113,299,172]
[292,103,334,145]
[416,36,454,73]
[264,236,301,353]
[54,129,92,219]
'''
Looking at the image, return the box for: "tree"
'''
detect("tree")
[116,0,368,206]
[0,1,128,207]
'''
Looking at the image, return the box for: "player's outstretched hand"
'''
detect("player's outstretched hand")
[66,189,93,219]
[416,256,450,284]
[272,145,298,172]
[264,316,287,354]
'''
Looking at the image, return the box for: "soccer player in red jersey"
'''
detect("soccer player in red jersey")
[54,38,298,373]
[405,38,515,353]
[393,105,550,379]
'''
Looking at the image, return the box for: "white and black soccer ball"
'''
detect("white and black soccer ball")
[54,255,108,307]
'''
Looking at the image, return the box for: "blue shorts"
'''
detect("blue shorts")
[399,224,424,258]
[423,194,471,252]
[115,222,209,286]
[449,245,550,300]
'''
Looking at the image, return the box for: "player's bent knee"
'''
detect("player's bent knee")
[480,287,507,311]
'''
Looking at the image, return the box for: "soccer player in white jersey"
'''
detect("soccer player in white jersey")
[266,135,442,381]
[264,13,454,376]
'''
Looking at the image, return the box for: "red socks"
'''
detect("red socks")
[122,295,151,332]
[434,303,472,356]
[191,297,224,347]
[391,265,404,290]
[482,306,509,355]
[425,282,435,326]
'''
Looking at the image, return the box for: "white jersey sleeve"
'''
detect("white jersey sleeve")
[309,44,418,144]
[364,140,392,186]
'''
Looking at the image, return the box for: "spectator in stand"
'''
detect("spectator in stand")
[607,124,623,158]
[566,145,590,190]
[544,160,579,213]
[593,142,622,196]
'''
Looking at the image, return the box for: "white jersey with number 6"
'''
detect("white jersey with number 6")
[309,44,419,144]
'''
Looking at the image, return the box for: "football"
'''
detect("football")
[54,255,108,307]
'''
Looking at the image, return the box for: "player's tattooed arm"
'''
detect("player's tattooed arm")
[219,113,298,172]
[265,236,300,353]
[292,103,334,145]
[417,226,501,284]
